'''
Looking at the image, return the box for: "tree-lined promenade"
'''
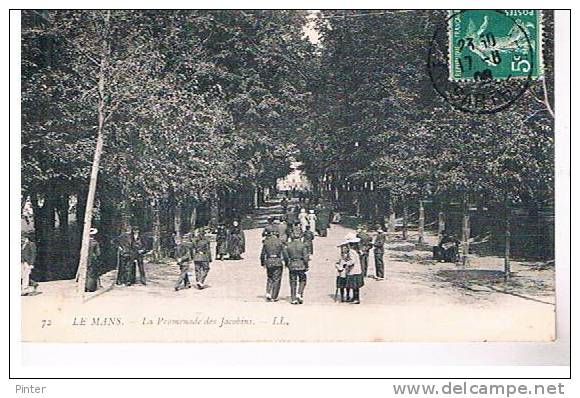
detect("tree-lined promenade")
[21,10,554,286]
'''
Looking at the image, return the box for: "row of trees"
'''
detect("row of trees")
[21,10,555,282]
[296,10,554,265]
[22,10,314,280]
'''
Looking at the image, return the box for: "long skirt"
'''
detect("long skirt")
[346,274,364,289]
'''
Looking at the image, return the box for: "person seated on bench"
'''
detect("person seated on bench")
[433,230,460,262]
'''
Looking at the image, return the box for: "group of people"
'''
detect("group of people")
[333,225,387,304]
[256,200,335,304]
[258,195,389,305]
[173,221,246,291]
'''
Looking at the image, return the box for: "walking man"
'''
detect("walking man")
[192,229,212,289]
[302,224,315,255]
[174,235,192,291]
[260,230,288,302]
[286,234,310,304]
[357,225,372,278]
[131,226,149,285]
[373,225,387,280]
[215,223,228,261]
[21,232,38,295]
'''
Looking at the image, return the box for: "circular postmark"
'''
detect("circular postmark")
[428,10,536,114]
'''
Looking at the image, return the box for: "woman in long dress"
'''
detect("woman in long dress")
[307,210,317,233]
[228,221,245,260]
[298,208,308,232]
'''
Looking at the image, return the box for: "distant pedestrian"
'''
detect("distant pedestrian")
[291,221,303,240]
[315,204,330,237]
[174,235,192,291]
[357,225,372,278]
[280,197,289,214]
[192,229,212,289]
[302,224,315,255]
[228,221,245,260]
[373,225,387,280]
[262,217,277,237]
[298,208,308,232]
[307,209,317,232]
[276,218,288,243]
[215,224,229,261]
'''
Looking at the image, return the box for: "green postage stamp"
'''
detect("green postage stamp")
[448,10,543,81]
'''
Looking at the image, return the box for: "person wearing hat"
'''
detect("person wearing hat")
[260,230,288,301]
[302,224,315,255]
[341,233,364,304]
[215,223,229,261]
[373,225,387,280]
[262,217,277,237]
[228,220,245,260]
[131,226,149,285]
[276,217,288,244]
[85,228,102,292]
[298,208,308,232]
[285,233,310,304]
[307,209,317,233]
[115,226,148,286]
[356,225,373,278]
[192,228,212,289]
[174,234,193,291]
[21,231,38,295]
[290,220,303,240]
[335,238,355,302]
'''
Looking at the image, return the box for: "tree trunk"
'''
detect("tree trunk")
[438,210,445,239]
[504,201,511,281]
[190,204,197,230]
[388,196,396,235]
[418,200,425,244]
[402,204,408,241]
[461,198,471,267]
[174,201,182,239]
[152,199,161,259]
[76,10,111,296]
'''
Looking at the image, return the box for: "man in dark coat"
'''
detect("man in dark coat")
[286,206,299,225]
[260,230,288,302]
[302,225,315,255]
[315,204,331,237]
[174,235,193,291]
[280,197,289,214]
[115,226,149,286]
[373,225,387,280]
[357,226,373,278]
[434,230,460,262]
[286,234,310,304]
[262,217,277,237]
[21,232,38,295]
[192,229,212,289]
[215,224,229,261]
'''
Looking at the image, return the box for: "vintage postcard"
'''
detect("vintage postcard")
[19,9,558,343]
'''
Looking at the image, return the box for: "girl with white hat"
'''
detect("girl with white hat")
[335,233,364,304]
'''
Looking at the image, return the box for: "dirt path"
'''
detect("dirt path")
[22,206,555,343]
